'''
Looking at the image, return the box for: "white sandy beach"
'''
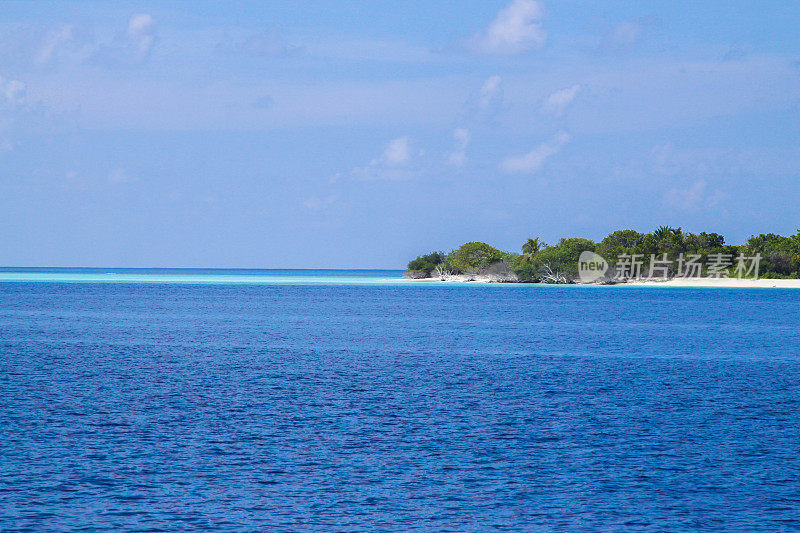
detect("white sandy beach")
[621,277,800,289]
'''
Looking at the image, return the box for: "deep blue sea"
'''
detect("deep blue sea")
[2,269,800,531]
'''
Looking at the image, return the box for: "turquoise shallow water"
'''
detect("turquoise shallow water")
[2,269,800,530]
[0,268,410,285]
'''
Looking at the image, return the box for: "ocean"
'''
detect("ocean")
[2,269,799,531]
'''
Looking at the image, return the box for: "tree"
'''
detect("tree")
[448,242,503,273]
[521,237,542,263]
[407,228,800,283]
[741,233,800,277]
[533,238,596,280]
[653,225,678,241]
[653,226,685,256]
[406,251,446,275]
[596,230,647,265]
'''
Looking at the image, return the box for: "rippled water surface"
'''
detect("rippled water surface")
[2,270,800,531]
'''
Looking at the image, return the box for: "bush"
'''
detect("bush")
[511,259,540,282]
[741,233,800,277]
[596,230,648,265]
[534,238,596,279]
[448,242,503,273]
[406,251,446,275]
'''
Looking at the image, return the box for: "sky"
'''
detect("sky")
[0,0,798,268]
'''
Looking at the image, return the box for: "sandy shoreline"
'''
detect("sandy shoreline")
[621,278,800,289]
[406,275,800,289]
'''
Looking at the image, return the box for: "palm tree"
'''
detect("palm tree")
[653,226,676,241]
[521,237,542,263]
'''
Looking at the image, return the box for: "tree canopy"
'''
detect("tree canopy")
[406,228,800,281]
[447,242,504,273]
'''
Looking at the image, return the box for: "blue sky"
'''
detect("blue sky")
[1,1,798,268]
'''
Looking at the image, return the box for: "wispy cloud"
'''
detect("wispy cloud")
[542,84,581,116]
[598,20,650,54]
[91,13,157,67]
[664,180,703,210]
[470,0,546,54]
[343,137,418,181]
[501,132,570,173]
[479,75,503,110]
[0,76,29,151]
[1,78,26,105]
[373,136,410,166]
[465,75,504,120]
[446,128,471,167]
[609,21,641,47]
[663,179,727,211]
[650,143,679,175]
[36,24,74,65]
[128,14,157,58]
[303,194,338,210]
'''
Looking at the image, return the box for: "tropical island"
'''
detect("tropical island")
[405,227,800,285]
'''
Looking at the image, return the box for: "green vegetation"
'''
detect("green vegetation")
[520,237,542,262]
[406,251,447,276]
[448,242,505,273]
[405,228,800,282]
[740,233,800,277]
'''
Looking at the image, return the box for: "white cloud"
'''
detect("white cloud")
[599,21,643,53]
[471,0,546,54]
[373,137,410,166]
[611,22,642,47]
[3,79,26,105]
[344,137,417,181]
[127,14,156,57]
[89,13,158,66]
[36,25,74,65]
[0,77,30,152]
[479,75,503,110]
[501,132,570,173]
[542,84,580,116]
[303,194,338,210]
[447,128,471,167]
